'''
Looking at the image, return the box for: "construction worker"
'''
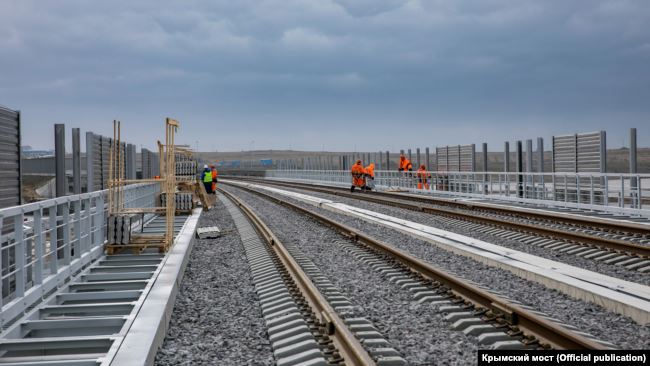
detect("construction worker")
[201,165,212,194]
[364,163,375,191]
[210,165,218,194]
[416,164,431,190]
[350,160,366,192]
[398,154,413,172]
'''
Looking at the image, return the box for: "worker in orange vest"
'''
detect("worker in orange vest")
[416,164,431,190]
[350,160,366,192]
[364,163,375,191]
[210,165,218,194]
[398,154,412,172]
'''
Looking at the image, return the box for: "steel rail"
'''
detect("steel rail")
[223,182,608,350]
[218,188,377,366]
[234,177,650,258]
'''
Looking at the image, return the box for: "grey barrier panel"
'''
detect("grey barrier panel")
[141,149,149,179]
[0,106,22,208]
[552,131,606,173]
[416,148,421,168]
[504,142,510,172]
[0,107,22,208]
[72,128,81,194]
[55,124,66,197]
[408,148,412,163]
[436,145,475,172]
[86,132,94,193]
[101,136,111,189]
[127,144,137,180]
[144,148,154,178]
[92,134,102,191]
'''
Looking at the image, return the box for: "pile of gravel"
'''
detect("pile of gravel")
[155,198,274,366]
[275,185,649,285]
[225,184,650,349]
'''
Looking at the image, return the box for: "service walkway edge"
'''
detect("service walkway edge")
[109,208,202,366]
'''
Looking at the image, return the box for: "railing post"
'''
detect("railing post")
[14,212,25,298]
[74,198,81,259]
[34,209,44,285]
[49,207,58,274]
[97,194,105,246]
[63,202,71,265]
[620,175,624,208]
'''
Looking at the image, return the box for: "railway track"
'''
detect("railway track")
[221,183,611,351]
[234,177,650,270]
[219,188,403,366]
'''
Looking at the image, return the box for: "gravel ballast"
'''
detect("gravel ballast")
[155,198,274,366]
[224,183,650,350]
[270,184,649,286]
[223,185,479,365]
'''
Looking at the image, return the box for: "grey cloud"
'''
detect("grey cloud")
[0,0,649,151]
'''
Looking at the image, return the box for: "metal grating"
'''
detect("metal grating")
[0,106,21,209]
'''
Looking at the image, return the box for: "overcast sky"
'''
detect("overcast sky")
[1,0,649,152]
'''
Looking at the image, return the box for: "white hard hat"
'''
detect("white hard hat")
[204,164,208,168]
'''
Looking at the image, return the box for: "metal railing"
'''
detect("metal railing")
[265,170,650,217]
[0,183,159,327]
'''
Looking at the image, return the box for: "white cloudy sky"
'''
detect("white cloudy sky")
[1,0,649,151]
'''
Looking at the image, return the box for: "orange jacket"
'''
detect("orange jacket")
[417,166,431,180]
[211,169,217,179]
[351,162,365,187]
[351,162,364,176]
[399,156,412,171]
[364,163,375,178]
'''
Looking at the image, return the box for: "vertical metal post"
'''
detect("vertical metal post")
[33,209,44,285]
[425,147,430,171]
[482,143,488,172]
[408,149,412,163]
[526,139,533,173]
[379,152,383,170]
[630,128,638,207]
[86,132,94,192]
[72,128,81,194]
[630,128,637,178]
[526,139,533,198]
[386,151,390,170]
[537,137,544,198]
[14,213,25,297]
[55,124,66,197]
[516,141,523,198]
[504,142,510,172]
[600,130,607,173]
[416,148,421,168]
[482,143,488,194]
[537,138,544,173]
